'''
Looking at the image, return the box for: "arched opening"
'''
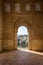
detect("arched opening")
[15,3,21,12]
[17,26,29,50]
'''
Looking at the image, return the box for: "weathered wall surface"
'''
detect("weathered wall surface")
[2,13,13,51]
[0,0,2,52]
[0,0,43,51]
[31,14,43,51]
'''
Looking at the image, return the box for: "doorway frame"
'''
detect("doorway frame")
[17,26,29,49]
[13,17,32,50]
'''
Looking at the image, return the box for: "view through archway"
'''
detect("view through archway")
[17,26,29,50]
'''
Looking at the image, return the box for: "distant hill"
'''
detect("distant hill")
[17,35,28,37]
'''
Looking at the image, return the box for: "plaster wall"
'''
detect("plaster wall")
[0,0,43,51]
[0,0,2,52]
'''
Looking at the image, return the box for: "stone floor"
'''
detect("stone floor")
[0,49,43,65]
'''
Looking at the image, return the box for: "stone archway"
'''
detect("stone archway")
[17,26,29,49]
[13,17,32,50]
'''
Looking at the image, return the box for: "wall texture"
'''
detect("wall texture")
[0,0,2,52]
[0,0,43,52]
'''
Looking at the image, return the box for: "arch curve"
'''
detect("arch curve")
[17,26,28,35]
[14,16,32,32]
[13,17,32,50]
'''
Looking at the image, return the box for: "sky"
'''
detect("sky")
[17,26,28,35]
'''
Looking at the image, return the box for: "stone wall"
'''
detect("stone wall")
[0,0,2,52]
[31,14,43,51]
[0,0,43,51]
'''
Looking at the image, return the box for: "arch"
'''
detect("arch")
[25,3,30,11]
[15,3,21,12]
[35,2,41,11]
[4,3,11,12]
[17,26,28,35]
[14,16,31,30]
[17,26,29,49]
[13,17,32,50]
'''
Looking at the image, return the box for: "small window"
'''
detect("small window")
[25,3,30,11]
[4,3,11,12]
[15,3,21,12]
[35,3,41,11]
